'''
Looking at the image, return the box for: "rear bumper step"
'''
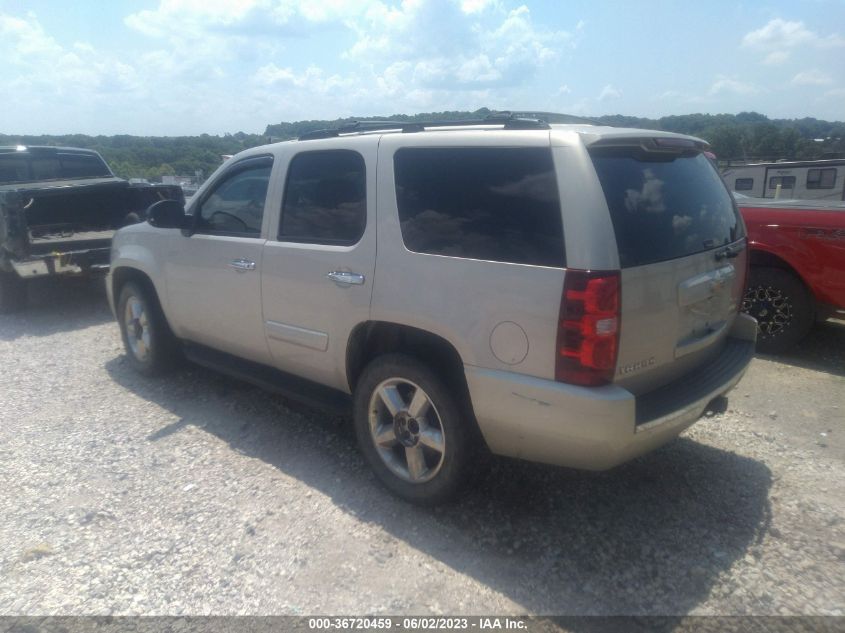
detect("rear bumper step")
[636,336,755,427]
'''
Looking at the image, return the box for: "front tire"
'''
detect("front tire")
[117,281,179,375]
[353,354,472,505]
[0,272,27,314]
[742,267,813,354]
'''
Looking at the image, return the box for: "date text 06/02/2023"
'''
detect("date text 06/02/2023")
[307,617,528,630]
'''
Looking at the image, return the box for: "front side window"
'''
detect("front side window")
[735,178,754,191]
[196,160,272,236]
[279,150,366,245]
[807,168,836,189]
[769,176,796,190]
[393,147,565,267]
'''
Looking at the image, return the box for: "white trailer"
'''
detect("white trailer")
[722,159,845,201]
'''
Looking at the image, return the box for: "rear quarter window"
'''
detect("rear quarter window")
[590,148,744,268]
[393,147,565,267]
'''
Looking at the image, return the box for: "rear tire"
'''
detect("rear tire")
[353,354,472,505]
[0,272,27,314]
[742,267,813,354]
[117,281,180,375]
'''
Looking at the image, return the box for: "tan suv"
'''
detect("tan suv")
[107,115,757,504]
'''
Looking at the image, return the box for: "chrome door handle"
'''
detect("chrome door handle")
[229,258,256,271]
[326,271,365,285]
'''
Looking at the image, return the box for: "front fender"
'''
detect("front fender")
[748,229,819,291]
[110,228,176,333]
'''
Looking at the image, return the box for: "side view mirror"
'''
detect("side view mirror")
[147,199,187,229]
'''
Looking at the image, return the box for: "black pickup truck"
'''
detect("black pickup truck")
[0,145,183,312]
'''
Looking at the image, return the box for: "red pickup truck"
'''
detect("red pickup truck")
[737,195,845,353]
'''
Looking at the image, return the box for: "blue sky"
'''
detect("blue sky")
[1,0,844,135]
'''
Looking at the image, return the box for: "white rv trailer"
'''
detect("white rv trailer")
[722,159,845,201]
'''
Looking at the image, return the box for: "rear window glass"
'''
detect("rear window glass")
[590,149,743,268]
[59,153,111,178]
[394,147,565,267]
[30,157,61,180]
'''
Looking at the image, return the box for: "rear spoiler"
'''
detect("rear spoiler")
[587,135,711,154]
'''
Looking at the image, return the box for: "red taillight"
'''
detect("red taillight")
[555,269,621,387]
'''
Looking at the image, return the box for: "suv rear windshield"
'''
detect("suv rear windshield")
[394,147,565,267]
[590,148,743,268]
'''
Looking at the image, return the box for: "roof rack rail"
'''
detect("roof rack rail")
[297,112,552,141]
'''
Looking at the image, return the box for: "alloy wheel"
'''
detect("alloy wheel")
[368,378,446,483]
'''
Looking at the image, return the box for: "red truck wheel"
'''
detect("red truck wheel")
[742,267,813,354]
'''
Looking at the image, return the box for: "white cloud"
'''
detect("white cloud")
[125,0,255,37]
[742,19,845,53]
[2,2,589,134]
[253,63,352,93]
[763,50,789,65]
[0,11,142,98]
[460,0,499,14]
[709,76,760,96]
[742,19,814,49]
[598,84,621,101]
[346,2,575,90]
[792,70,833,86]
[0,12,63,61]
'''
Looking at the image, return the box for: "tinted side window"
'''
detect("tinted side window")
[769,176,795,189]
[0,155,28,183]
[393,147,565,267]
[280,150,366,245]
[59,153,111,179]
[196,161,272,236]
[30,157,61,180]
[807,168,836,189]
[735,178,754,191]
[590,149,743,268]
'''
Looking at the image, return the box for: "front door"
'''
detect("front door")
[261,137,378,392]
[163,155,274,364]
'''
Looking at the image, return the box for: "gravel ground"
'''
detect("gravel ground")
[0,277,843,616]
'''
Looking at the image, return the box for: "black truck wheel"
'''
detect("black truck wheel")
[0,272,27,314]
[742,267,814,354]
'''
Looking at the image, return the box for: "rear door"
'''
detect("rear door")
[260,137,378,392]
[588,141,748,394]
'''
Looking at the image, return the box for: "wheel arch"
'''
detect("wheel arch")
[111,266,175,335]
[748,247,816,306]
[345,321,475,421]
